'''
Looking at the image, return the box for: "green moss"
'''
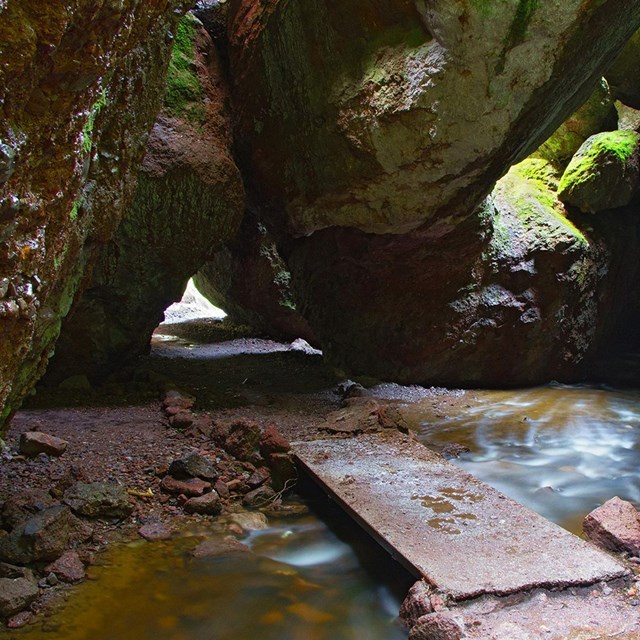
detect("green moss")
[558,130,640,198]
[81,88,108,154]
[164,13,204,123]
[507,0,540,47]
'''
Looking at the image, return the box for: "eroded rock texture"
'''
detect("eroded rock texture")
[194,211,316,344]
[229,0,640,385]
[45,15,244,384]
[0,0,187,429]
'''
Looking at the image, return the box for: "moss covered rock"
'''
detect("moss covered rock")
[44,17,245,384]
[0,0,187,432]
[558,130,640,213]
[534,79,617,167]
[193,212,316,344]
[606,28,640,109]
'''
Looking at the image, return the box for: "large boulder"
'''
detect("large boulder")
[44,15,245,384]
[606,29,640,109]
[288,159,636,386]
[193,211,316,343]
[558,130,640,213]
[228,0,640,237]
[0,0,188,431]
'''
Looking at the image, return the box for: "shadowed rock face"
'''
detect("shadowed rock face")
[606,29,640,109]
[0,0,188,429]
[227,0,640,386]
[45,17,245,385]
[228,0,640,237]
[194,211,317,345]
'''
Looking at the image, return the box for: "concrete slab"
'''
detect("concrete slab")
[293,432,628,600]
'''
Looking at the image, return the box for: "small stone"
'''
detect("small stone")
[400,581,434,628]
[45,552,85,583]
[169,411,195,430]
[160,475,211,497]
[169,451,217,481]
[214,479,230,499]
[243,485,277,508]
[247,467,271,489]
[184,491,222,515]
[227,511,269,532]
[46,572,59,586]
[191,536,250,558]
[583,496,640,556]
[162,389,195,412]
[602,585,613,596]
[138,523,173,541]
[409,612,465,640]
[7,610,33,629]
[225,419,261,461]
[19,432,68,457]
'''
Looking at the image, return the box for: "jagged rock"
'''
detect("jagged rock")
[194,211,316,343]
[43,13,245,385]
[290,158,637,385]
[400,581,434,629]
[534,79,618,167]
[0,506,92,564]
[183,490,222,515]
[19,432,68,457]
[409,612,465,640]
[558,130,640,213]
[169,451,218,481]
[583,496,640,556]
[0,564,39,618]
[0,0,187,433]
[63,482,133,519]
[45,551,85,583]
[606,29,640,109]
[224,419,261,461]
[160,476,211,497]
[259,425,291,457]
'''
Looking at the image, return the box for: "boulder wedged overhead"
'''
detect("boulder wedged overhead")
[45,16,245,385]
[0,0,189,430]
[228,0,640,237]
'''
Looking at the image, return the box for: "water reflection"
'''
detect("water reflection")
[6,502,410,640]
[417,384,640,534]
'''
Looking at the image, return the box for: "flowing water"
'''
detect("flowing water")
[413,383,640,534]
[5,498,411,640]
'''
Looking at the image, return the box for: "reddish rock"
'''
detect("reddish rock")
[138,523,173,541]
[160,476,210,497]
[259,424,290,456]
[183,491,222,516]
[162,390,195,412]
[19,432,68,457]
[400,581,434,629]
[409,612,465,640]
[214,479,230,500]
[169,412,195,430]
[247,467,271,489]
[583,496,640,555]
[45,551,85,583]
[6,611,33,629]
[225,419,261,461]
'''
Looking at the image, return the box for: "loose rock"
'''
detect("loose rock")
[19,432,68,457]
[259,424,290,456]
[400,581,435,628]
[584,496,640,556]
[138,523,173,541]
[409,612,465,640]
[243,485,276,508]
[64,482,133,519]
[224,419,260,461]
[169,451,217,481]
[45,551,86,583]
[0,564,39,618]
[160,476,211,497]
[191,536,250,558]
[183,490,222,515]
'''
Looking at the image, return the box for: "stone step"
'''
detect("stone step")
[292,431,627,601]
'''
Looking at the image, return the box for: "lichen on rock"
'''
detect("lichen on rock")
[558,130,640,213]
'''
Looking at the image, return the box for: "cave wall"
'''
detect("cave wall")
[0,1,189,429]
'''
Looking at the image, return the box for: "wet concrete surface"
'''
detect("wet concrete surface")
[293,431,628,601]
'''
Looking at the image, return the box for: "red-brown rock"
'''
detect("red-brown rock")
[400,581,434,629]
[409,612,465,640]
[138,523,173,541]
[45,551,85,583]
[183,491,222,516]
[259,424,290,456]
[160,476,210,497]
[584,496,640,556]
[19,432,68,457]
